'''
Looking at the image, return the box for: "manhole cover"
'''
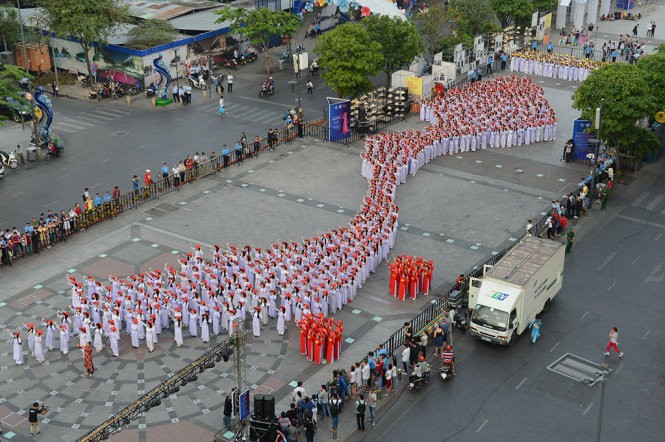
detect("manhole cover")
[547,353,611,386]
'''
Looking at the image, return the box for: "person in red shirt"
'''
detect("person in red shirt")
[143,169,152,186]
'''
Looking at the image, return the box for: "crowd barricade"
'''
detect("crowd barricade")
[0,127,300,268]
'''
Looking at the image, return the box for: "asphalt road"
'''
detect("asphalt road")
[0,65,332,229]
[369,164,665,442]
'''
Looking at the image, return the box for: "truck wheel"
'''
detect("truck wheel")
[508,330,517,346]
[542,299,552,313]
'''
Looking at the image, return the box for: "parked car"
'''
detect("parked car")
[0,96,32,123]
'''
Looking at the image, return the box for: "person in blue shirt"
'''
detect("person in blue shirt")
[486,55,494,74]
[547,42,553,53]
[585,45,593,59]
[469,69,477,83]
[222,145,230,168]
[93,192,102,207]
[500,52,509,70]
[376,344,388,359]
[531,40,538,51]
[610,49,619,62]
[160,162,170,187]
[234,142,243,163]
[103,191,112,204]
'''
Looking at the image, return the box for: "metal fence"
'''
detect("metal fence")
[1,126,301,268]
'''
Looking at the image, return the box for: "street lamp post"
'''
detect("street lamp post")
[589,99,604,208]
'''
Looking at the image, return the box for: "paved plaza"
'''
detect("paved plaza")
[0,74,623,442]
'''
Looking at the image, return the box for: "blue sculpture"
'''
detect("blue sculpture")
[34,86,54,140]
[152,54,172,101]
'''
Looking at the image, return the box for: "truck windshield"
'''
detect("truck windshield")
[472,305,509,331]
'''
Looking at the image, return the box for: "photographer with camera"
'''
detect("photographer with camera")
[28,401,48,437]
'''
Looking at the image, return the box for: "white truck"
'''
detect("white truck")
[467,236,565,345]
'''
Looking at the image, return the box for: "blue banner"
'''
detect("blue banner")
[572,119,594,161]
[328,98,351,142]
[239,389,250,420]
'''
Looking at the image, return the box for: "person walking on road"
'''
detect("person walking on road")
[604,326,623,358]
[329,392,341,440]
[28,402,45,437]
[227,73,234,92]
[367,389,377,426]
[355,393,366,432]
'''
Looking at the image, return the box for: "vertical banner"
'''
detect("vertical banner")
[406,76,423,98]
[239,390,250,420]
[572,119,594,161]
[327,97,351,142]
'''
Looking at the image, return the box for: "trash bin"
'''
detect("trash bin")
[26,144,38,161]
[278,60,285,71]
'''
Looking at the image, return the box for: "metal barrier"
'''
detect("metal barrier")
[304,111,417,145]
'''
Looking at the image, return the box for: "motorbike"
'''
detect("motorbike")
[44,141,64,161]
[19,77,31,91]
[309,62,319,77]
[408,374,427,392]
[78,75,91,87]
[439,364,454,381]
[454,309,469,330]
[259,82,274,97]
[0,150,19,169]
[0,162,4,179]
[189,75,207,89]
[145,84,157,98]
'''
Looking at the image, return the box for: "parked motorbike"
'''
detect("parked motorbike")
[189,75,207,89]
[408,374,427,392]
[144,84,157,98]
[0,162,4,179]
[0,150,19,169]
[454,309,469,330]
[439,364,454,381]
[19,77,31,91]
[78,75,91,87]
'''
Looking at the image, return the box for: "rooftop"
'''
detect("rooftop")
[486,236,563,286]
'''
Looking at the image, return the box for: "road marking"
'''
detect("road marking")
[580,311,590,320]
[582,402,594,416]
[94,110,125,118]
[646,194,665,211]
[617,214,665,230]
[607,282,615,291]
[549,341,560,352]
[476,419,489,432]
[44,200,57,207]
[100,158,111,163]
[642,330,650,340]
[62,119,95,127]
[57,174,70,180]
[102,107,131,115]
[631,191,650,207]
[515,377,527,390]
[53,126,76,133]
[90,182,103,189]
[632,255,640,265]
[598,251,617,270]
[645,261,663,284]
[656,233,662,241]
[615,363,623,375]
[78,113,114,121]
[10,191,24,198]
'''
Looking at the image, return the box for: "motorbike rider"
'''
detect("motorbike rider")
[263,77,274,94]
[416,356,431,383]
[441,345,455,375]
[309,59,319,75]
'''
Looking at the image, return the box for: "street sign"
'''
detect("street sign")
[25,92,33,101]
[91,62,98,73]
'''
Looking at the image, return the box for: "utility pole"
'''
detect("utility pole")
[16,0,29,73]
[589,98,604,208]
[232,317,248,441]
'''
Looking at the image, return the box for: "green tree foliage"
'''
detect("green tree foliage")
[415,0,500,55]
[0,65,32,123]
[573,63,659,158]
[36,0,129,77]
[215,7,301,75]
[637,52,665,110]
[363,15,424,84]
[314,22,383,97]
[126,19,178,50]
[490,0,535,27]
[0,6,20,52]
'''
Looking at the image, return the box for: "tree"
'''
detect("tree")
[215,7,301,75]
[126,19,178,50]
[414,4,461,55]
[314,23,383,97]
[363,15,424,85]
[490,0,534,27]
[0,65,32,124]
[637,52,665,111]
[36,0,129,78]
[455,0,502,38]
[573,63,659,160]
[0,6,20,52]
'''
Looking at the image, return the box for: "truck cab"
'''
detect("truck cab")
[469,281,521,345]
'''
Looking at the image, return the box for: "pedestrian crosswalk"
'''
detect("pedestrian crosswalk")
[198,101,282,125]
[51,106,133,134]
[631,191,665,214]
